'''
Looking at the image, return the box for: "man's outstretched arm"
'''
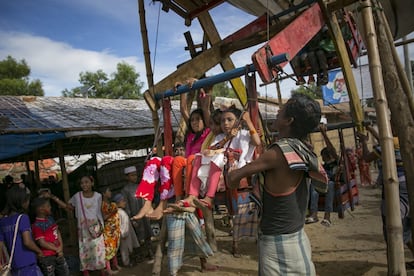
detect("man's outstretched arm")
[227,146,279,189]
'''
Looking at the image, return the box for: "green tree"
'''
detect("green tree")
[290,83,322,99]
[211,81,236,99]
[62,70,109,98]
[0,55,44,96]
[62,62,143,99]
[106,63,143,99]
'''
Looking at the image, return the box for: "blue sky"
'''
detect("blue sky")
[0,0,412,99]
[0,0,285,97]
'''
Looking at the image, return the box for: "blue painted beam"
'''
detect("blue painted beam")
[154,53,288,100]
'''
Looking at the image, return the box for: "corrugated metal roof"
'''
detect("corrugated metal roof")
[0,96,180,162]
[0,96,279,162]
[0,96,283,135]
[0,95,355,163]
[0,96,61,131]
[0,96,181,134]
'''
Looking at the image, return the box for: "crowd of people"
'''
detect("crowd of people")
[0,84,411,276]
[0,169,157,276]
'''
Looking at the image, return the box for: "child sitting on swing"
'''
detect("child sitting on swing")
[174,105,261,211]
[132,82,211,220]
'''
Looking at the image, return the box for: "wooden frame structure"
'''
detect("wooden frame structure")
[138,0,414,274]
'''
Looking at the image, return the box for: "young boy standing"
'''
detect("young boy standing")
[113,193,140,268]
[31,197,70,276]
[228,94,327,275]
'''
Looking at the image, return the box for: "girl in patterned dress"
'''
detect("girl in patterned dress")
[68,175,105,276]
[100,187,121,274]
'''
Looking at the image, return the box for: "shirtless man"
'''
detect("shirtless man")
[227,93,327,275]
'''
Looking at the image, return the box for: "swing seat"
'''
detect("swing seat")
[337,178,359,214]
[214,178,253,214]
[290,10,364,83]
[290,34,361,78]
[317,177,359,218]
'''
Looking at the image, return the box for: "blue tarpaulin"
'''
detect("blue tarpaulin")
[0,132,65,161]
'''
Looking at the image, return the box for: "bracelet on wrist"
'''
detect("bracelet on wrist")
[249,129,257,135]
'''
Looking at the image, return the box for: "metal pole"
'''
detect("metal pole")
[154,54,288,100]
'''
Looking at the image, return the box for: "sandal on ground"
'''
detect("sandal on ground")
[305,217,319,224]
[320,219,331,227]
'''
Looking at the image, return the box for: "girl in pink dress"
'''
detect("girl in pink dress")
[132,86,211,220]
[178,106,261,210]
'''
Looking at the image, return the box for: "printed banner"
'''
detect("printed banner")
[322,68,349,105]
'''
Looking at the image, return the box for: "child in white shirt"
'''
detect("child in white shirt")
[113,193,140,267]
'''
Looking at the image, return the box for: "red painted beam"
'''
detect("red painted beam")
[342,11,364,67]
[252,3,325,84]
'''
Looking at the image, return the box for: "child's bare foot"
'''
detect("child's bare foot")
[179,195,197,208]
[163,206,176,214]
[131,200,153,220]
[147,204,164,220]
[194,197,213,209]
[165,203,195,213]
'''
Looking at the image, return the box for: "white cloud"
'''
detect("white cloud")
[0,31,147,96]
[1,0,412,100]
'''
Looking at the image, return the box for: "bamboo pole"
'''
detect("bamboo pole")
[138,0,163,156]
[56,141,77,245]
[137,2,166,273]
[373,0,414,263]
[138,0,153,92]
[33,150,41,191]
[377,6,414,120]
[360,1,406,274]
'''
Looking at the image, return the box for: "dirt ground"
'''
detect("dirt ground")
[71,184,414,276]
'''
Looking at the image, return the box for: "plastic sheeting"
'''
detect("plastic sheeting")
[0,132,65,161]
